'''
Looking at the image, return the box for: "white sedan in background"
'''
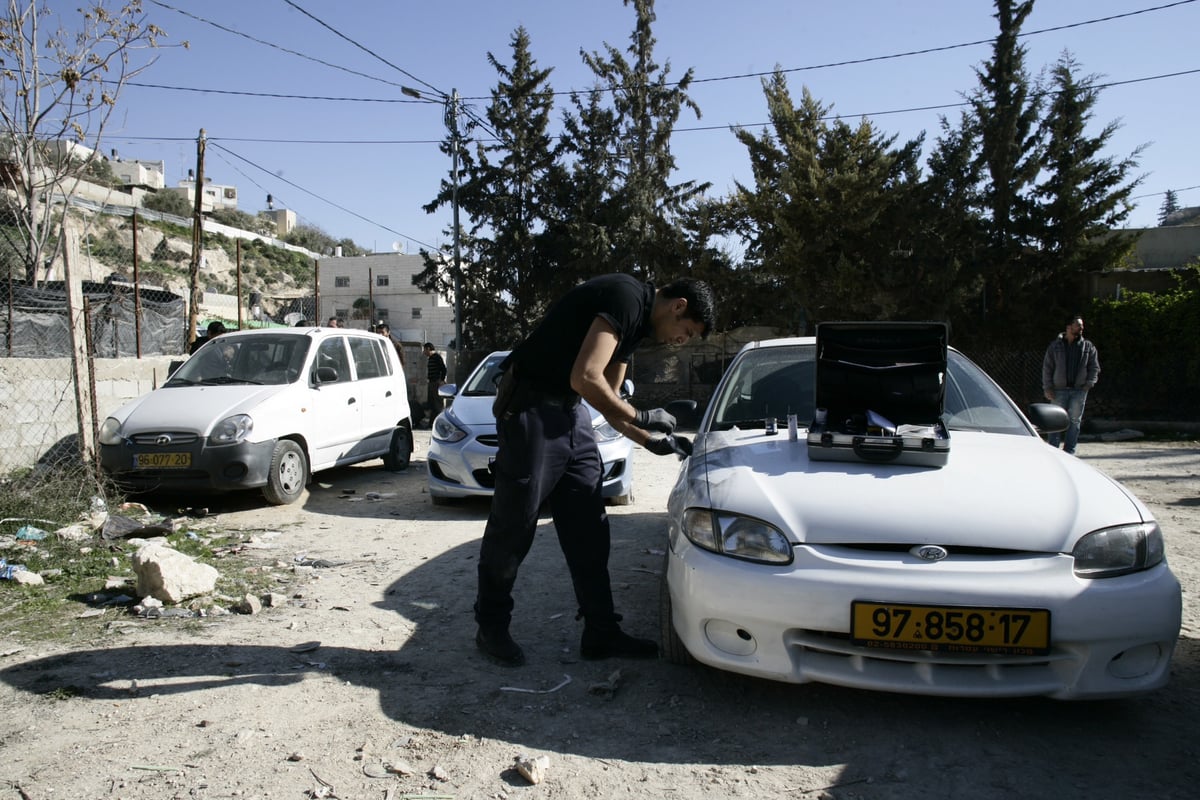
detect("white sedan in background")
[426,351,636,505]
[661,337,1182,700]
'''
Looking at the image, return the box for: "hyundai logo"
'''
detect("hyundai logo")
[155,435,173,446]
[911,544,949,562]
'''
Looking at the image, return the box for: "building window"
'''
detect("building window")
[411,307,422,319]
[376,275,389,287]
[334,276,350,288]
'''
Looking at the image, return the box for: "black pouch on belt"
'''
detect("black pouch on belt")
[493,368,517,418]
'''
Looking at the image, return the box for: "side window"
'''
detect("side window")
[314,337,350,383]
[334,276,350,288]
[349,336,387,380]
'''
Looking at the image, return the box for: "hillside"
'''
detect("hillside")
[63,210,317,314]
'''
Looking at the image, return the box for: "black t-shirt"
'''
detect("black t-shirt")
[506,274,655,394]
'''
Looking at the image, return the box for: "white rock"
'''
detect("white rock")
[131,543,219,604]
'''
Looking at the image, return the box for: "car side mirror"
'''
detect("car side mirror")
[314,366,338,384]
[620,379,635,400]
[1028,402,1069,433]
[666,399,700,428]
[438,383,457,398]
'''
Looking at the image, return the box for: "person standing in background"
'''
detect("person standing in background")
[1042,315,1100,455]
[424,342,448,427]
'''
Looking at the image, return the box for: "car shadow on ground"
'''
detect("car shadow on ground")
[2,509,1195,785]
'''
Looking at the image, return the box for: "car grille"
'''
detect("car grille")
[472,468,495,489]
[788,629,1075,693]
[476,434,499,448]
[129,432,201,445]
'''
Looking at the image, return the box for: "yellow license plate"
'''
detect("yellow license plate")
[851,601,1050,655]
[133,452,192,469]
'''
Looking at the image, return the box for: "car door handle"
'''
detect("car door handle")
[348,397,357,405]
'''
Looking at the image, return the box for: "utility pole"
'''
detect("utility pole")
[187,128,206,351]
[447,88,463,382]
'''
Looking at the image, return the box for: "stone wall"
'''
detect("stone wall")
[0,355,177,473]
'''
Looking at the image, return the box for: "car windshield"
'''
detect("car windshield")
[707,343,1032,436]
[460,353,508,396]
[167,335,310,387]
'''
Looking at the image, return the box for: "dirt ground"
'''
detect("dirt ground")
[1,433,1197,800]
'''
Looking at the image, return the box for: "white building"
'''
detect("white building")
[318,252,455,346]
[167,175,238,213]
[110,158,165,189]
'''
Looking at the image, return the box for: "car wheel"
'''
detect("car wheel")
[607,488,633,506]
[659,556,693,665]
[262,439,307,505]
[383,425,413,472]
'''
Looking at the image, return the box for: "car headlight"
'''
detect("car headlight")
[432,410,468,443]
[98,417,123,446]
[593,419,623,443]
[681,508,793,564]
[1072,522,1165,578]
[210,414,253,445]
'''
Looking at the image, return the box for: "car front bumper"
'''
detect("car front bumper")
[99,437,278,493]
[666,538,1182,700]
[427,432,633,500]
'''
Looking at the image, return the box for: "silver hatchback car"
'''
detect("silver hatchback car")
[426,351,636,506]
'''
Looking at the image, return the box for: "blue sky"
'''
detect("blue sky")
[86,0,1200,254]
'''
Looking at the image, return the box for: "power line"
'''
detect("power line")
[208,142,441,251]
[280,0,444,98]
[145,0,413,92]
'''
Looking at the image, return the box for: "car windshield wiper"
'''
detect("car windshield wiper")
[198,376,262,385]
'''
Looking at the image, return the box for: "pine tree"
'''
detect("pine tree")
[1158,189,1180,225]
[579,0,704,283]
[1029,53,1142,326]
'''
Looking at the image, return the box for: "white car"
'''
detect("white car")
[427,351,635,505]
[99,327,414,505]
[661,336,1182,699]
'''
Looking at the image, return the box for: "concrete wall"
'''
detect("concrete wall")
[0,355,177,473]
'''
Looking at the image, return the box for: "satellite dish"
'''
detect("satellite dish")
[391,241,403,252]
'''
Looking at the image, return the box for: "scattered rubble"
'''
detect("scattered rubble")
[131,541,220,603]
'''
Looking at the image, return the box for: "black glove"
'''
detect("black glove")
[646,434,693,458]
[634,408,677,434]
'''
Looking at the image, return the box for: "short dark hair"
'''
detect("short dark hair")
[660,278,716,339]
[423,342,435,350]
[206,321,226,336]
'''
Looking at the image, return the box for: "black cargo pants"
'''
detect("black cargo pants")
[474,395,616,632]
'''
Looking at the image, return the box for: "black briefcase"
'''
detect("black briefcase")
[806,321,950,468]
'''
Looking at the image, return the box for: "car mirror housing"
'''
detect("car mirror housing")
[1027,403,1069,433]
[666,398,700,428]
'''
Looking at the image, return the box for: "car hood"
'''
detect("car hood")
[111,384,287,436]
[683,428,1149,552]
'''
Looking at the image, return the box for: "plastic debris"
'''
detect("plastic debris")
[0,557,27,580]
[15,525,48,541]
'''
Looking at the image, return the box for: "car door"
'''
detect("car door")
[305,334,362,469]
[346,335,398,457]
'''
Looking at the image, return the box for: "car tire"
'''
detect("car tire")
[262,439,307,505]
[383,424,413,472]
[659,557,693,665]
[607,488,633,506]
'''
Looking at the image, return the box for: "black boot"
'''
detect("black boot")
[580,625,658,660]
[476,626,525,666]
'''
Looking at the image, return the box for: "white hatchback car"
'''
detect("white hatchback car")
[426,351,636,505]
[99,327,414,504]
[662,336,1182,700]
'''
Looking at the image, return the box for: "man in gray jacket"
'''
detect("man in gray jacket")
[1042,315,1100,455]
